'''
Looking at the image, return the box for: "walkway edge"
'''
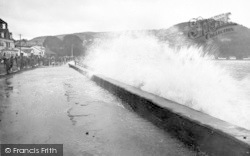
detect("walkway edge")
[0,67,40,79]
[69,63,250,156]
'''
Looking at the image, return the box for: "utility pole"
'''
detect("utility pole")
[19,34,22,55]
[19,34,23,69]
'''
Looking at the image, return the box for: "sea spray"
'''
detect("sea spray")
[84,32,250,130]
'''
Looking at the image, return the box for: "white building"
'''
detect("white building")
[18,47,34,57]
[31,46,45,56]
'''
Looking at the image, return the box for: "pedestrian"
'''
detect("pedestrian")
[16,55,20,70]
[9,56,14,71]
[20,53,24,69]
[15,54,17,64]
[2,53,10,74]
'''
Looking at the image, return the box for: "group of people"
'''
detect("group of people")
[0,53,74,74]
[1,53,15,74]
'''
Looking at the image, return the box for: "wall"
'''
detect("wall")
[69,63,250,156]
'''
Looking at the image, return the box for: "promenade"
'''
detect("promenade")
[0,65,196,156]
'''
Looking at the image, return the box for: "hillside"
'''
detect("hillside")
[166,22,250,59]
[27,32,98,46]
[27,22,250,59]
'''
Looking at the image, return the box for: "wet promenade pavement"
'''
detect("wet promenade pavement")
[0,65,196,156]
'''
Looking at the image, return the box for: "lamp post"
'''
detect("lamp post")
[71,44,74,57]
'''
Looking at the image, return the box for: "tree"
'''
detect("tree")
[62,35,85,57]
[43,36,63,55]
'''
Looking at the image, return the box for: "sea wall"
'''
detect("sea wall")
[69,63,250,156]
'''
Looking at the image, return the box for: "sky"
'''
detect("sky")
[0,0,250,39]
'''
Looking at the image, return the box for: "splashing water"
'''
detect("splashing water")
[84,32,250,130]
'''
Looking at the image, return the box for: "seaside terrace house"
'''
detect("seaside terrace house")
[0,18,17,58]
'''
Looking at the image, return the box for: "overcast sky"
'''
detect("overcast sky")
[0,0,249,39]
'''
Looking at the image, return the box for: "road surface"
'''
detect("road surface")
[0,65,196,156]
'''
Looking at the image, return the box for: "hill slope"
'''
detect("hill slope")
[168,22,250,58]
[27,22,250,58]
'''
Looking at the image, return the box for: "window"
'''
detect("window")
[2,23,6,29]
[6,42,10,48]
[1,32,4,38]
[10,42,14,48]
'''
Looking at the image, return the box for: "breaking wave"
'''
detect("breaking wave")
[84,32,250,130]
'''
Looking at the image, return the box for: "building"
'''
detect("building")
[19,47,34,56]
[15,39,30,47]
[31,46,45,56]
[0,18,16,58]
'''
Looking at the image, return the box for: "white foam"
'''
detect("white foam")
[84,32,250,130]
